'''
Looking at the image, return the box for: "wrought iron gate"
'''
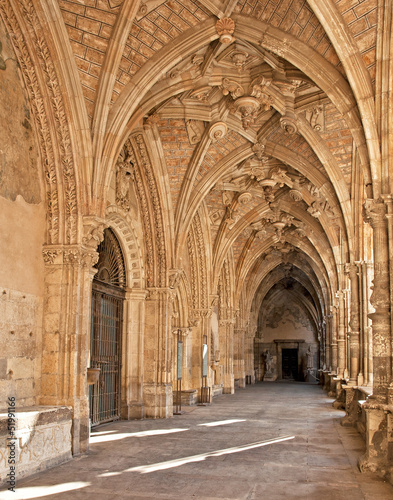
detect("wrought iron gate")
[90,228,126,427]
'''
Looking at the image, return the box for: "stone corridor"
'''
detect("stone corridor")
[2,383,393,500]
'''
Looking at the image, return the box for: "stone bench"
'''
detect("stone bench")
[341,386,373,440]
[0,405,72,485]
[173,389,198,406]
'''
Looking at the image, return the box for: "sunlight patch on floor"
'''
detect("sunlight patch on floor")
[125,435,295,474]
[90,428,189,443]
[0,481,90,499]
[198,419,246,427]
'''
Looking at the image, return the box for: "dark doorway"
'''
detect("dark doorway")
[90,228,126,427]
[282,348,298,380]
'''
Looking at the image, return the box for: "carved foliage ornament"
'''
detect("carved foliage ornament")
[216,17,235,44]
[0,1,60,243]
[21,0,77,244]
[222,78,244,99]
[82,219,107,250]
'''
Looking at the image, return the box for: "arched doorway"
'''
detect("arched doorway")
[90,228,126,426]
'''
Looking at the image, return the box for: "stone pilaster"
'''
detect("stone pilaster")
[234,328,246,388]
[385,196,393,389]
[324,314,332,371]
[41,217,106,455]
[143,287,174,418]
[346,263,361,385]
[245,326,256,383]
[218,318,235,394]
[362,261,374,386]
[337,290,346,378]
[331,302,338,373]
[121,289,148,420]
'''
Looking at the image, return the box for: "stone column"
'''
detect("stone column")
[324,314,332,371]
[41,246,95,455]
[346,263,361,385]
[121,289,148,419]
[190,309,213,401]
[245,327,256,383]
[41,218,106,455]
[364,199,391,401]
[219,318,235,394]
[385,196,393,386]
[359,199,392,476]
[331,302,338,373]
[143,287,174,418]
[337,290,346,378]
[234,328,246,388]
[362,261,374,386]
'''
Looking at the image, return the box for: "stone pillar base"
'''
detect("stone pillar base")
[143,383,173,418]
[332,378,346,409]
[328,373,337,397]
[358,405,392,481]
[121,402,145,420]
[238,376,246,388]
[223,373,235,394]
[341,385,358,427]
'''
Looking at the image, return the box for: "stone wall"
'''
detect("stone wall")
[0,406,72,485]
[0,20,45,410]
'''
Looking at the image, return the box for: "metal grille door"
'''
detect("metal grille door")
[90,284,123,426]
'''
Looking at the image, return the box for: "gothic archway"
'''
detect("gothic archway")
[90,228,126,426]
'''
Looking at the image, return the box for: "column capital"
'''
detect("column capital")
[363,198,387,228]
[172,327,191,337]
[147,287,176,301]
[42,244,99,269]
[125,288,149,300]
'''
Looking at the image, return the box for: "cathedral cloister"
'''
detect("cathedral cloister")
[1,0,393,492]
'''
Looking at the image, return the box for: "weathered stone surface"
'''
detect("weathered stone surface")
[0,406,72,485]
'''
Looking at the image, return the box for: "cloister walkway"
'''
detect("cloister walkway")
[2,382,393,500]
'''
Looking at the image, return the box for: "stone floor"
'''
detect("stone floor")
[2,382,393,500]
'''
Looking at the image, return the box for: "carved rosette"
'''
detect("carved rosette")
[216,17,235,44]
